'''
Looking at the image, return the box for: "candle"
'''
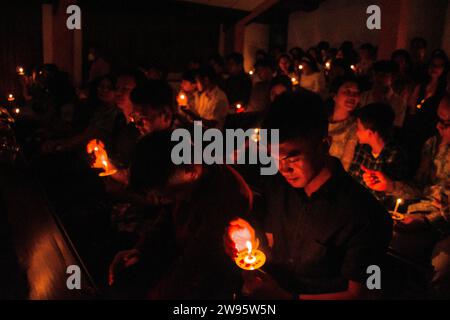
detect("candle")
[86,139,117,177]
[7,94,15,102]
[393,198,402,215]
[251,128,260,143]
[291,77,299,86]
[298,65,303,70]
[177,92,188,107]
[350,64,356,71]
[235,240,266,271]
[416,99,426,110]
[14,108,20,114]
[325,61,331,70]
[17,66,25,76]
[235,103,245,113]
[248,70,254,76]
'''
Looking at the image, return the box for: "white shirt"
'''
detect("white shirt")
[194,86,229,128]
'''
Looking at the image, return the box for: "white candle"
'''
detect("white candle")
[393,198,402,215]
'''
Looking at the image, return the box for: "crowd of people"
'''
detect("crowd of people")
[7,37,450,299]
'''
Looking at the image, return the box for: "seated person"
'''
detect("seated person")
[269,75,293,102]
[225,91,392,299]
[360,95,450,298]
[108,79,174,184]
[349,103,409,205]
[108,130,253,299]
[327,76,360,170]
[360,60,407,128]
[193,66,229,129]
[247,58,274,113]
[176,69,198,113]
[224,52,252,106]
[41,75,125,154]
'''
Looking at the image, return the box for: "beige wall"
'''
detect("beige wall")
[287,0,449,56]
[243,23,270,72]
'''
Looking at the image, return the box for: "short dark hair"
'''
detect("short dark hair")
[373,60,398,74]
[196,66,218,85]
[329,75,360,94]
[181,69,197,84]
[254,58,274,70]
[355,103,395,141]
[130,79,174,113]
[226,52,244,65]
[129,130,184,191]
[269,75,293,92]
[262,91,328,143]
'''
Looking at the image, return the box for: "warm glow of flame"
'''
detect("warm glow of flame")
[7,94,15,102]
[14,108,20,114]
[249,70,254,75]
[246,240,252,255]
[17,66,24,75]
[325,61,331,69]
[397,198,402,205]
[179,94,186,100]
[299,65,303,70]
[86,139,116,176]
[351,64,356,71]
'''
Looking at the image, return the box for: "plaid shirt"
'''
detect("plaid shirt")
[349,140,410,204]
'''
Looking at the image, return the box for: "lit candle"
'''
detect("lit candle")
[350,64,356,71]
[393,198,402,215]
[177,92,188,106]
[298,65,303,70]
[7,94,15,102]
[17,66,25,76]
[325,61,331,70]
[235,239,266,271]
[235,103,245,113]
[248,70,254,76]
[86,139,117,177]
[291,77,298,86]
[14,108,20,114]
[251,128,260,143]
[416,99,426,110]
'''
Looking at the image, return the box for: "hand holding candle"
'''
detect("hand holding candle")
[177,91,188,107]
[86,139,117,177]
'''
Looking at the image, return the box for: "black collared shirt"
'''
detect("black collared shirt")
[263,158,393,294]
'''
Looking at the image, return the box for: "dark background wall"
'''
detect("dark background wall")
[0,1,42,98]
[80,0,245,76]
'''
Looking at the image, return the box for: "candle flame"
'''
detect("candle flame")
[246,240,252,255]
[351,64,356,71]
[14,108,20,114]
[86,139,116,176]
[299,65,303,70]
[179,94,186,100]
[249,70,254,75]
[325,61,331,69]
[7,94,15,102]
[396,198,402,205]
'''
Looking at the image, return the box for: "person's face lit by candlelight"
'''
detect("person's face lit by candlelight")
[115,75,137,113]
[356,118,374,145]
[274,137,328,188]
[333,81,360,113]
[256,65,273,82]
[436,95,450,144]
[278,56,291,75]
[131,105,172,136]
[97,77,115,105]
[180,79,196,93]
[428,57,446,79]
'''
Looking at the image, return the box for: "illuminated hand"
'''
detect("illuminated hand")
[361,165,393,192]
[224,218,256,259]
[108,249,140,286]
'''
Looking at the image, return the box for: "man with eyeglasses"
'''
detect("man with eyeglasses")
[225,91,392,299]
